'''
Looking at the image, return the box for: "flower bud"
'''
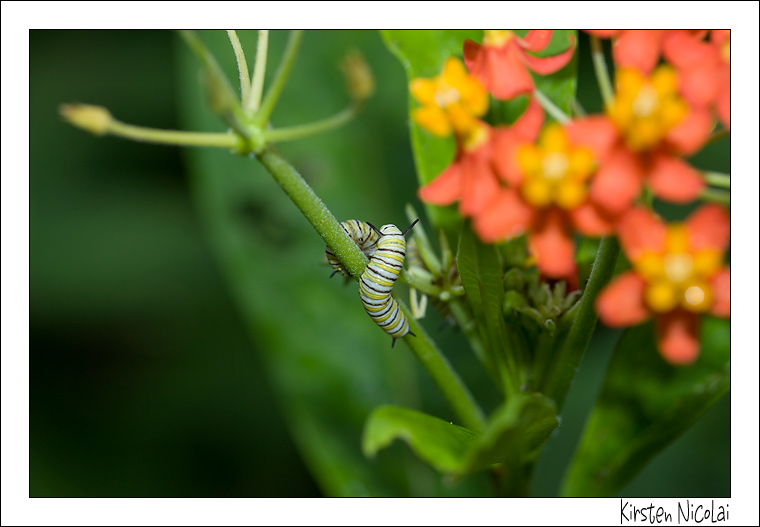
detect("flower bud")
[59,104,112,136]
[340,50,374,103]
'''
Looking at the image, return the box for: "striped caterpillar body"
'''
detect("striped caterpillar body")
[325,219,380,278]
[359,219,419,347]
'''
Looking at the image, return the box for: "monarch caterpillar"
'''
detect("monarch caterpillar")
[325,219,380,278]
[359,219,419,347]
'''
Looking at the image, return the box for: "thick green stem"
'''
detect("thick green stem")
[264,103,360,143]
[254,30,304,128]
[399,299,487,432]
[590,36,614,108]
[256,146,485,431]
[543,235,620,410]
[255,147,368,277]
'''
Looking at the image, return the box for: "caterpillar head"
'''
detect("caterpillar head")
[368,219,419,238]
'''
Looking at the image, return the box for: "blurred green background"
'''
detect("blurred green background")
[30,30,729,497]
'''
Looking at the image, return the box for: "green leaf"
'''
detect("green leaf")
[457,223,525,391]
[561,317,730,496]
[363,396,557,481]
[363,405,480,474]
[467,393,558,469]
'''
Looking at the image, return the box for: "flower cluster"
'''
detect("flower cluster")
[410,30,729,364]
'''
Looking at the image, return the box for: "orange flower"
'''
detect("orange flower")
[473,100,615,285]
[585,30,707,76]
[596,205,730,364]
[418,122,500,217]
[566,66,712,216]
[664,30,730,130]
[463,30,576,100]
[410,57,489,139]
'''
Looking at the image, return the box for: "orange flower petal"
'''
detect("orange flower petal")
[685,204,730,252]
[418,159,463,205]
[463,39,485,79]
[666,108,713,156]
[511,96,545,140]
[617,207,666,260]
[596,272,650,327]
[709,267,730,317]
[716,83,730,130]
[663,30,711,69]
[493,98,544,185]
[489,45,536,100]
[647,155,705,204]
[589,146,643,215]
[521,35,576,75]
[569,202,615,236]
[677,65,720,108]
[614,30,667,75]
[521,30,553,52]
[460,149,500,216]
[656,309,700,364]
[584,30,621,38]
[565,116,618,160]
[473,189,535,242]
[530,209,577,280]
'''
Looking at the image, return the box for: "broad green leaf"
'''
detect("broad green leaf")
[364,395,557,478]
[561,317,730,496]
[363,405,480,474]
[363,394,557,489]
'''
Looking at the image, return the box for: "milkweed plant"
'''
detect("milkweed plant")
[61,30,730,497]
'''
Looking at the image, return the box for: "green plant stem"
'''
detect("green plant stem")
[178,30,249,137]
[399,299,487,432]
[590,36,614,108]
[448,298,495,383]
[255,146,485,432]
[543,235,620,410]
[254,30,304,128]
[700,188,731,205]
[264,102,360,143]
[534,89,570,124]
[246,30,269,114]
[227,30,250,102]
[255,146,369,278]
[702,171,730,189]
[104,118,241,149]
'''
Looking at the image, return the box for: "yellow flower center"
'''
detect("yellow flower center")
[517,123,595,209]
[433,84,461,107]
[607,66,688,152]
[409,58,488,139]
[632,223,723,313]
[483,30,512,48]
